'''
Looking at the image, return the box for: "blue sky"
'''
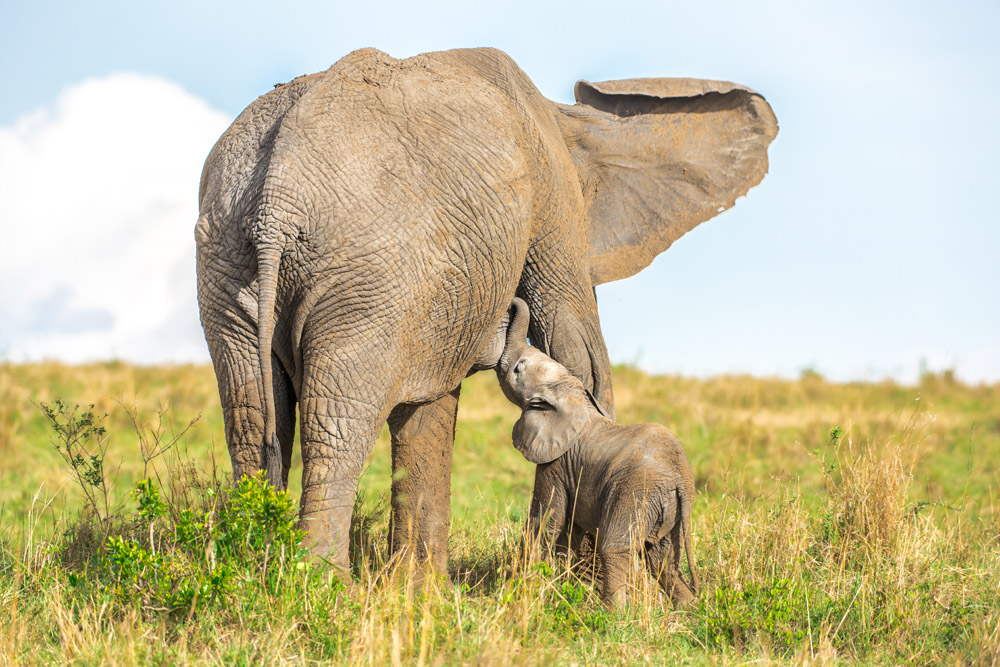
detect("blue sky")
[1,0,997,382]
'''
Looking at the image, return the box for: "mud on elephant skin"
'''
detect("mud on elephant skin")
[195,47,776,574]
[497,298,699,607]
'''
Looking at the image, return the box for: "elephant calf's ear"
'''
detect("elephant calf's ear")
[512,384,590,464]
[556,78,778,285]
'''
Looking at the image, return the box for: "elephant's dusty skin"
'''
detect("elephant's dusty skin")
[195,47,776,573]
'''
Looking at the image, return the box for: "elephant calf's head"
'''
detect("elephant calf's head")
[496,298,606,464]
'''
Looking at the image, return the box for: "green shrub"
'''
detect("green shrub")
[95,472,309,615]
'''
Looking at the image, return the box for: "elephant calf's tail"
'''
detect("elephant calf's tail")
[679,487,699,596]
[257,244,284,490]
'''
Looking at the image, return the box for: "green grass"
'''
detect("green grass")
[1,361,998,664]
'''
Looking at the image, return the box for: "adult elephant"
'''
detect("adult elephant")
[195,47,777,573]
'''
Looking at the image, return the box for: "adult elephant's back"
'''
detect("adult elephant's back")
[253,48,536,405]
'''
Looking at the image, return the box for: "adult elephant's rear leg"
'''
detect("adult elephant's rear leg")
[206,334,297,486]
[297,349,387,573]
[387,384,461,574]
[203,325,269,479]
[272,355,297,489]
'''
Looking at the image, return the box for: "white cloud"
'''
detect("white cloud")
[0,74,231,363]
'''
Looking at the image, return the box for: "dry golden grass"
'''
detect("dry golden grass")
[0,361,998,664]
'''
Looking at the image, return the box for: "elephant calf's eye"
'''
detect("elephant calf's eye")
[526,397,553,411]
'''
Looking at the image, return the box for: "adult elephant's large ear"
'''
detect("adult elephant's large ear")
[556,78,778,285]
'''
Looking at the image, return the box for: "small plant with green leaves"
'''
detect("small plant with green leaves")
[41,399,118,529]
[97,472,310,615]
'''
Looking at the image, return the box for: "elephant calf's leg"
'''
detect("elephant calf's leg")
[598,549,631,608]
[387,385,460,574]
[659,568,696,607]
[652,536,695,608]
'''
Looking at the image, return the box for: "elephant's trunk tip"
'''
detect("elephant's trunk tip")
[499,298,530,373]
[507,298,529,347]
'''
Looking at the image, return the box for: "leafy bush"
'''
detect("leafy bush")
[94,472,309,615]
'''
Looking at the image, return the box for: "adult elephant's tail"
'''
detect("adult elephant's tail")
[257,244,284,490]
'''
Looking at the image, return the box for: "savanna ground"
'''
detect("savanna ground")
[1,361,998,664]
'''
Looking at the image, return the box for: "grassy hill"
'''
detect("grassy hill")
[1,362,997,663]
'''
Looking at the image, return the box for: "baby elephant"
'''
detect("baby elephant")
[496,298,698,607]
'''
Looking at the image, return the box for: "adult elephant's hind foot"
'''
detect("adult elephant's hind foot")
[298,496,355,574]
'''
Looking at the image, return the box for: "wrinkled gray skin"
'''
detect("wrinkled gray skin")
[497,298,698,607]
[195,47,776,574]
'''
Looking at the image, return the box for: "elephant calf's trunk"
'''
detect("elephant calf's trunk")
[498,298,530,374]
